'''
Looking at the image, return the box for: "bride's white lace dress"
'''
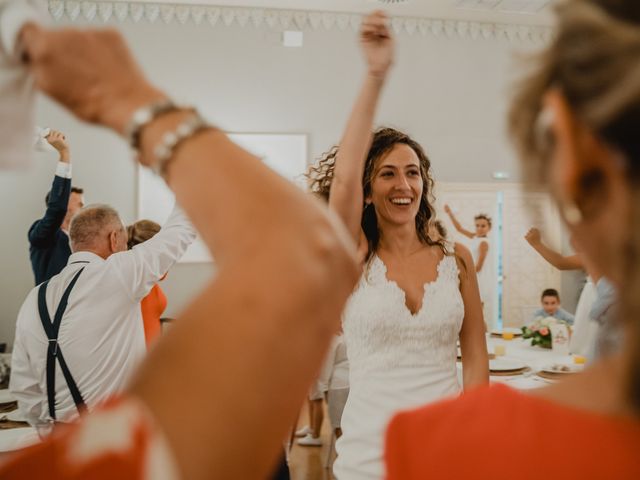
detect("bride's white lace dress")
[333,254,464,480]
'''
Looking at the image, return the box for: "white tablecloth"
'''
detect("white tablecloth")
[0,389,38,453]
[457,334,582,390]
[0,427,38,453]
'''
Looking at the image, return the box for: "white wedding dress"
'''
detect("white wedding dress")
[469,236,496,330]
[333,254,464,480]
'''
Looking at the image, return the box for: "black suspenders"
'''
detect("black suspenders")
[37,262,89,421]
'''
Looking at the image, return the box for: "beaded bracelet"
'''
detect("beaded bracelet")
[124,99,184,153]
[151,112,211,177]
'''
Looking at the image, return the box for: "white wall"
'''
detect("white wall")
[0,15,573,346]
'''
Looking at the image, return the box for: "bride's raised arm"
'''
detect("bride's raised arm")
[329,11,394,244]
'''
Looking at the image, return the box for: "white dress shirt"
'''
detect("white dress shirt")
[10,204,196,427]
[54,161,72,179]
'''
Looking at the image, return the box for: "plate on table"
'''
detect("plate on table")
[0,390,15,404]
[540,364,583,375]
[489,359,528,373]
[0,427,38,453]
[3,409,26,422]
[490,327,522,337]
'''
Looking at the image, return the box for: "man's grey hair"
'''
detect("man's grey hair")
[69,204,122,251]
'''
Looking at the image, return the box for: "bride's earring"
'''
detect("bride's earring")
[560,200,583,226]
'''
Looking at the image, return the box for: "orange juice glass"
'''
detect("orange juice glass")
[573,355,587,364]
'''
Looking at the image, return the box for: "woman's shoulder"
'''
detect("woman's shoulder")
[452,241,472,259]
[385,384,640,479]
[449,242,472,274]
[385,385,519,479]
[387,382,640,437]
[388,384,516,437]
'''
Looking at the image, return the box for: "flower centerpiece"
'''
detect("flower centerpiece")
[521,317,569,349]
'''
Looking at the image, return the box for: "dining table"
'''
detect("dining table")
[0,388,37,455]
[457,331,585,390]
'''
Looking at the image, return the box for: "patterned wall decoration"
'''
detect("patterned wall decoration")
[47,1,553,44]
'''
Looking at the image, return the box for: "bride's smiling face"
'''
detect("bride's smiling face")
[366,144,423,228]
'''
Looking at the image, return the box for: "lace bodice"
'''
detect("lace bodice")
[343,254,464,378]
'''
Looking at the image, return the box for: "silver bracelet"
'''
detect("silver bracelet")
[124,98,185,152]
[151,112,211,177]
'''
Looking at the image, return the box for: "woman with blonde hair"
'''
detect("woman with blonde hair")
[386,1,640,478]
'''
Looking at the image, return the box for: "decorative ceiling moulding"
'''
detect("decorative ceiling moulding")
[47,1,553,44]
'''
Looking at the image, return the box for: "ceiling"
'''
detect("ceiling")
[130,0,555,26]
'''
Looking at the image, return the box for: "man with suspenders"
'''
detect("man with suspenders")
[10,203,195,429]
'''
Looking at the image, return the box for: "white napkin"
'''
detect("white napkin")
[33,125,56,152]
[0,0,48,170]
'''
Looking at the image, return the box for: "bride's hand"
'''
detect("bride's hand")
[360,10,394,79]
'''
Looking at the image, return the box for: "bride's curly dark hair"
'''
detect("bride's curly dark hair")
[308,127,447,261]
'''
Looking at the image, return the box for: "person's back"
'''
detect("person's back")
[11,204,195,426]
[29,224,71,284]
[127,219,167,347]
[140,283,167,346]
[386,384,640,480]
[12,256,147,425]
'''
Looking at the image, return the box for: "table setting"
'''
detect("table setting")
[0,354,38,454]
[458,326,587,390]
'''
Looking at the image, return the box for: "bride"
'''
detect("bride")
[308,11,489,480]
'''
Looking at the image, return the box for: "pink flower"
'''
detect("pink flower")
[530,324,538,332]
[539,327,549,336]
